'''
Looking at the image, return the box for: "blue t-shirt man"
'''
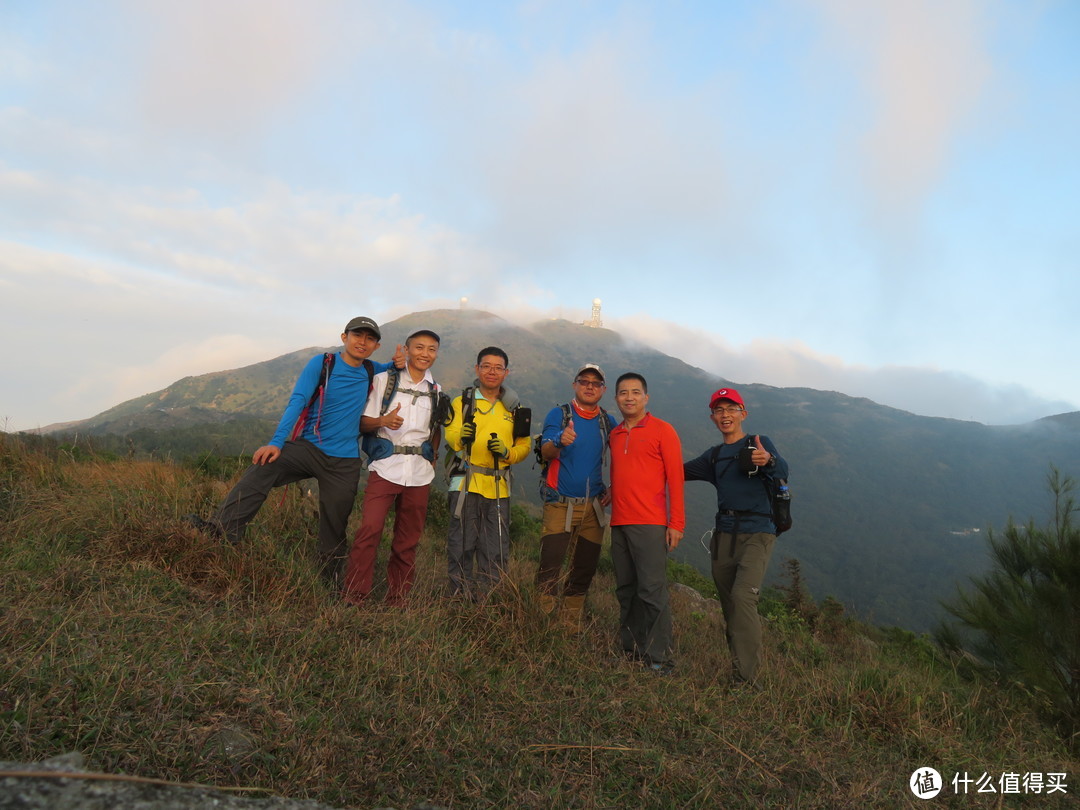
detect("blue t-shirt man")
[188,316,400,585]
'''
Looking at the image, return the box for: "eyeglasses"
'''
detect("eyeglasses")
[711,406,745,416]
[478,363,507,373]
[574,378,605,389]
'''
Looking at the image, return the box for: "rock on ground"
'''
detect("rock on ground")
[0,753,445,810]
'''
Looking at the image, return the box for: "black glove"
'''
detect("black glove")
[461,421,476,444]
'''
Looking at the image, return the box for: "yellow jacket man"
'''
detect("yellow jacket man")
[444,346,531,598]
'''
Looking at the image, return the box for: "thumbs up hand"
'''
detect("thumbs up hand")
[392,344,406,369]
[559,423,577,447]
[751,434,771,467]
[383,403,404,430]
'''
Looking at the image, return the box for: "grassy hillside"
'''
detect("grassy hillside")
[1,434,1075,808]
[41,310,1080,634]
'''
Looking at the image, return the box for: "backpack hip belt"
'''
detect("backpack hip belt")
[553,494,608,532]
[452,463,510,518]
[466,464,508,479]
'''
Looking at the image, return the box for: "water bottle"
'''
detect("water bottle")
[773,480,792,534]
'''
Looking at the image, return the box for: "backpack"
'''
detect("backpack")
[533,403,613,492]
[443,385,478,479]
[709,436,792,536]
[290,353,375,443]
[361,366,451,464]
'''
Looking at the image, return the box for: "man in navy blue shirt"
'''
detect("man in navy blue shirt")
[684,387,789,686]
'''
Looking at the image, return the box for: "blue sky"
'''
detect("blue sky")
[1,0,1077,431]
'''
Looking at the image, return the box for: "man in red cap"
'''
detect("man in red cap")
[684,387,789,686]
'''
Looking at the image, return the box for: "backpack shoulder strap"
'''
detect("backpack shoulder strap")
[363,359,375,404]
[379,366,401,415]
[560,403,572,430]
[461,386,475,424]
[307,352,335,407]
[598,407,612,442]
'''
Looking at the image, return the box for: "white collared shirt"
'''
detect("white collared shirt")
[363,366,440,487]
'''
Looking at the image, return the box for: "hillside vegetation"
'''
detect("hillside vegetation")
[1,434,1075,808]
[42,309,1080,634]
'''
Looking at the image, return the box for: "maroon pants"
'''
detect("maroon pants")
[343,471,430,605]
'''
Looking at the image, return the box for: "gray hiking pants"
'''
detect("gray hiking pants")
[611,524,673,665]
[446,490,510,599]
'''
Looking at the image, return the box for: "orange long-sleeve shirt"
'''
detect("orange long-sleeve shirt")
[609,412,685,530]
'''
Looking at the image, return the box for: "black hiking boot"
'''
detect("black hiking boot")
[183,513,225,540]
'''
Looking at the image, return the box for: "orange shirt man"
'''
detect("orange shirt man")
[608,372,684,672]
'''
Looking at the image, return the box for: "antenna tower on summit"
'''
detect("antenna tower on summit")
[584,298,603,328]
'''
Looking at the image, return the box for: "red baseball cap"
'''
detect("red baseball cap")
[709,388,745,409]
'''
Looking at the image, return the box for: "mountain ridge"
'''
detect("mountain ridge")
[30,308,1080,632]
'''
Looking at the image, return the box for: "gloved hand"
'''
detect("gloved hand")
[487,436,508,459]
[461,421,476,444]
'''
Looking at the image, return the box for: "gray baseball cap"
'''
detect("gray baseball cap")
[574,363,605,382]
[344,316,381,339]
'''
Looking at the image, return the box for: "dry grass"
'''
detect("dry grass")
[1,434,1076,808]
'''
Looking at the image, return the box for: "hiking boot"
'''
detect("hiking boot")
[557,595,585,633]
[538,592,557,616]
[646,659,676,676]
[730,673,762,692]
[184,513,224,540]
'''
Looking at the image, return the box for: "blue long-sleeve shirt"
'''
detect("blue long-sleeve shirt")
[540,403,608,501]
[684,434,788,534]
[269,353,390,458]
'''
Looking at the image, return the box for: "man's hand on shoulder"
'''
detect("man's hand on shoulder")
[392,344,406,369]
[252,445,281,466]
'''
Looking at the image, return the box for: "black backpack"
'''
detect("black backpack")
[709,436,792,536]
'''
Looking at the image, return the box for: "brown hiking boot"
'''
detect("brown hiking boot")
[557,595,586,633]
[538,592,557,616]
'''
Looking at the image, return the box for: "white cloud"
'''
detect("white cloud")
[0,160,500,296]
[612,314,1075,425]
[466,28,743,259]
[808,0,995,217]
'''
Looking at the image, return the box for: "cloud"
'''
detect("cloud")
[467,27,743,260]
[611,314,1075,425]
[0,159,500,297]
[808,0,994,217]
[119,0,344,137]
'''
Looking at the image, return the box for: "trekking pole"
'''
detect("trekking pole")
[490,432,505,550]
[558,481,589,607]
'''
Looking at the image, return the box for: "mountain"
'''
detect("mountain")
[39,309,1080,632]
